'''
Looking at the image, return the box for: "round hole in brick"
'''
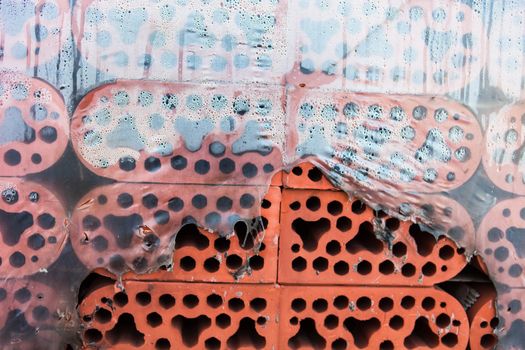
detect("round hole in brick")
[290,317,298,325]
[155,338,171,350]
[422,297,435,310]
[357,260,372,275]
[480,334,497,349]
[441,302,447,308]
[379,297,394,312]
[205,337,221,350]
[216,314,231,328]
[490,317,499,328]
[480,321,488,328]
[114,292,128,306]
[261,199,271,209]
[289,201,301,210]
[334,295,348,309]
[351,200,366,214]
[422,262,437,276]
[291,244,300,253]
[332,338,347,350]
[334,261,349,275]
[439,245,455,260]
[380,340,394,350]
[457,247,465,254]
[250,298,267,312]
[257,316,267,325]
[292,257,307,271]
[401,296,415,309]
[214,237,230,252]
[392,242,407,257]
[207,294,223,308]
[291,166,303,176]
[306,196,321,211]
[385,218,400,231]
[94,308,111,323]
[336,216,352,231]
[389,315,404,330]
[326,240,341,255]
[228,297,245,311]
[249,255,264,270]
[180,256,196,271]
[307,167,323,182]
[147,312,163,327]
[452,320,461,327]
[327,201,343,215]
[356,297,372,310]
[324,314,338,329]
[441,333,458,347]
[441,265,448,272]
[204,257,220,272]
[84,329,102,343]
[379,260,395,275]
[159,294,175,309]
[83,315,92,322]
[313,298,328,312]
[401,263,416,277]
[226,254,243,269]
[183,294,199,308]
[313,257,328,271]
[291,298,306,312]
[136,292,151,306]
[436,313,451,328]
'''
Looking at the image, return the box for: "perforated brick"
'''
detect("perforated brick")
[278,189,467,285]
[467,284,498,350]
[79,281,279,349]
[283,162,336,190]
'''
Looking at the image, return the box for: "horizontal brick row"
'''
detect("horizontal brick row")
[79,281,470,349]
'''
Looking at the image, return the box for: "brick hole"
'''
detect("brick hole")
[439,245,455,260]
[205,337,221,350]
[135,292,151,306]
[234,220,254,249]
[452,320,460,326]
[408,224,436,256]
[422,297,435,311]
[374,209,388,218]
[289,201,301,210]
[379,260,395,275]
[351,200,366,214]
[291,298,306,312]
[261,199,271,209]
[171,315,211,347]
[175,224,209,250]
[327,200,343,215]
[389,315,404,330]
[385,218,400,231]
[480,334,498,348]
[336,216,352,231]
[313,257,328,271]
[306,196,321,211]
[180,256,196,271]
[256,316,267,325]
[380,340,394,350]
[292,217,330,251]
[344,317,381,348]
[84,329,102,343]
[441,333,458,347]
[291,244,300,252]
[204,257,220,272]
[249,255,264,270]
[159,294,175,309]
[216,313,231,328]
[214,237,230,252]
[155,338,171,350]
[113,292,128,307]
[379,297,394,312]
[207,293,223,308]
[334,261,349,275]
[289,317,298,325]
[250,298,267,312]
[356,260,372,275]
[422,262,437,276]
[227,317,266,349]
[480,321,488,328]
[83,315,92,322]
[356,296,371,310]
[324,314,339,329]
[401,296,415,309]
[313,298,328,312]
[228,297,245,311]
[147,312,163,327]
[441,265,448,272]
[226,254,243,269]
[490,317,499,328]
[392,242,407,257]
[457,247,465,254]
[106,313,145,346]
[334,295,349,309]
[291,166,303,176]
[436,313,450,328]
[307,167,323,182]
[404,317,439,349]
[332,338,347,350]
[94,308,111,323]
[288,318,326,349]
[401,263,416,277]
[78,272,115,304]
[326,240,341,255]
[292,257,307,271]
[346,222,382,253]
[182,294,199,308]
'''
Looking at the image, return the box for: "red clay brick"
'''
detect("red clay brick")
[283,162,336,190]
[279,285,469,349]
[278,189,466,286]
[467,283,498,350]
[79,281,279,349]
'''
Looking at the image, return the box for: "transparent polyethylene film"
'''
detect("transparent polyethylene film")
[0,0,524,348]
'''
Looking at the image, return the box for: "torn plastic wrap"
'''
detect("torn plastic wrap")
[1,0,525,348]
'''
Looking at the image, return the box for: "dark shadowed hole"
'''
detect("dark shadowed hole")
[207,293,223,308]
[439,245,455,260]
[183,294,199,308]
[250,298,267,312]
[216,313,231,328]
[401,263,416,277]
[422,297,435,311]
[175,224,209,250]
[214,237,230,252]
[401,296,415,309]
[292,166,303,176]
[422,262,437,276]
[351,200,366,214]
[326,240,341,255]
[291,298,306,312]
[380,340,394,350]
[327,201,343,215]
[313,298,328,312]
[389,315,404,330]
[205,337,221,350]
[227,317,266,349]
[228,298,245,311]
[336,216,352,231]
[106,313,145,347]
[346,222,382,253]
[332,338,347,350]
[356,297,371,310]
[436,313,451,328]
[171,315,211,347]
[356,260,372,275]
[334,261,349,275]
[292,257,307,271]
[136,292,151,306]
[313,257,328,271]
[288,318,326,349]
[334,295,348,309]
[226,254,243,269]
[289,201,301,210]
[392,242,407,257]
[147,312,163,327]
[403,317,439,349]
[379,260,395,275]
[308,167,323,182]
[180,256,196,271]
[480,334,497,348]
[155,338,170,350]
[344,317,381,348]
[249,255,264,270]
[441,333,458,347]
[379,297,394,312]
[204,257,220,272]
[306,196,321,211]
[292,218,330,251]
[159,294,175,309]
[409,224,436,257]
[94,308,112,323]
[84,329,102,343]
[324,314,339,329]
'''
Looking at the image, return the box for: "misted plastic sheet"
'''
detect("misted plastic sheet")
[0,0,525,348]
